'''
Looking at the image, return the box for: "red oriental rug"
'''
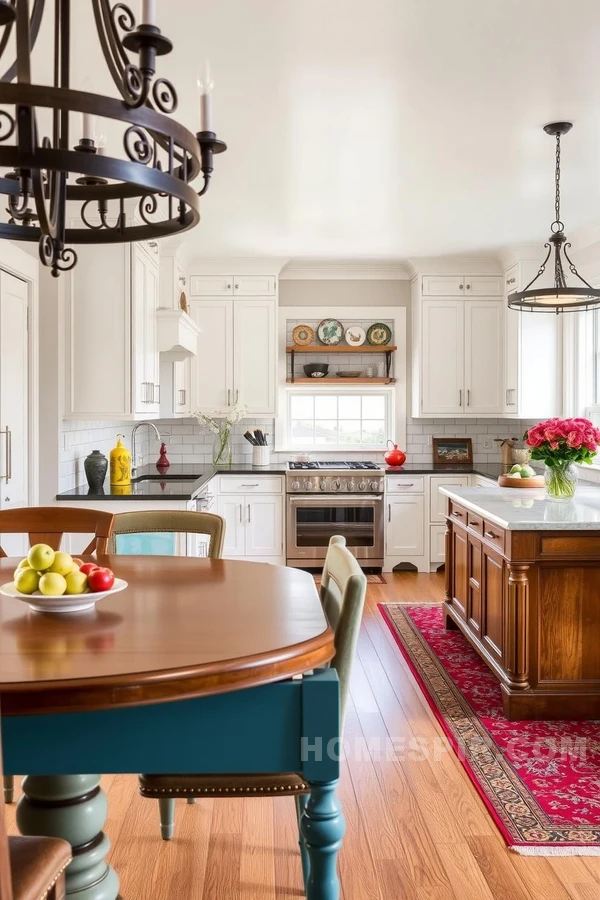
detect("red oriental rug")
[379,603,600,855]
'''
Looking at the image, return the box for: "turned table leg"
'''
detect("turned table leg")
[16,774,119,900]
[300,780,345,900]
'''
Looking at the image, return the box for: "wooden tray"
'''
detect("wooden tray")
[498,474,544,489]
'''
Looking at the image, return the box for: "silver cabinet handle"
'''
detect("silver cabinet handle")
[485,530,498,539]
[235,389,239,403]
[178,389,186,405]
[241,483,260,487]
[235,283,240,290]
[459,389,462,407]
[388,504,391,523]
[465,283,471,290]
[467,389,470,406]
[247,503,251,523]
[6,427,11,482]
[0,427,9,481]
[397,482,414,487]
[227,283,232,289]
[155,384,160,404]
[459,284,464,290]
[239,504,243,523]
[227,389,231,406]
[506,276,516,286]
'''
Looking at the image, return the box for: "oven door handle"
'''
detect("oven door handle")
[288,495,383,505]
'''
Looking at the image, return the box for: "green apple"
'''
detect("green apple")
[509,464,523,475]
[507,472,522,478]
[14,568,40,595]
[521,465,536,478]
[38,573,67,596]
[27,544,55,572]
[64,571,88,595]
[47,551,75,577]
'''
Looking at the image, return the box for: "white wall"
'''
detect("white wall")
[279,278,410,307]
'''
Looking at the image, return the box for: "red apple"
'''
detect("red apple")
[79,563,99,577]
[87,567,115,593]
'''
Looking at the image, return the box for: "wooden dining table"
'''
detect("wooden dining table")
[0,555,343,900]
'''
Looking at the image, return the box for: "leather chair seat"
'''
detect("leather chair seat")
[139,772,308,798]
[9,836,71,900]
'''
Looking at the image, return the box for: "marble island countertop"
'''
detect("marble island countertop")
[440,484,600,531]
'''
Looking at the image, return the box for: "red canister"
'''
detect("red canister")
[384,440,406,467]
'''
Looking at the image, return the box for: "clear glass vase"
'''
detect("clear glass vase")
[213,427,232,466]
[544,461,578,501]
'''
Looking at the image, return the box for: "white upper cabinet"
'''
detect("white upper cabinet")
[190,300,234,411]
[190,275,276,297]
[422,275,502,297]
[233,298,276,413]
[65,239,160,420]
[421,299,465,415]
[464,299,504,413]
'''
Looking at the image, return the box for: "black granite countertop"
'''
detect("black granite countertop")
[385,463,510,479]
[55,463,288,502]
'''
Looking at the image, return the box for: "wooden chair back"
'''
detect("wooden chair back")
[319,535,367,726]
[109,510,225,559]
[0,507,115,558]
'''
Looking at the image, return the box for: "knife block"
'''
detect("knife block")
[252,446,270,467]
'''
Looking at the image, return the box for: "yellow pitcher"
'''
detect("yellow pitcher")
[110,434,132,486]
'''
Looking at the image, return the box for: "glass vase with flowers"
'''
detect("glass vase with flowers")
[524,417,600,500]
[191,402,248,466]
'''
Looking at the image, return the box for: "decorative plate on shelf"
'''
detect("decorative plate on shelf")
[292,324,314,346]
[367,323,392,346]
[317,319,344,345]
[345,325,366,347]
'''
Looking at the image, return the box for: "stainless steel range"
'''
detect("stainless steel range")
[286,462,384,568]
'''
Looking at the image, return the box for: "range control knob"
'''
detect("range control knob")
[291,480,301,491]
[320,479,327,491]
[331,479,341,492]
[370,480,381,491]
[347,480,355,492]
[358,480,367,491]
[304,479,316,491]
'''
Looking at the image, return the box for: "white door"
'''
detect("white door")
[386,496,425,556]
[216,496,246,557]
[245,494,283,557]
[464,300,503,414]
[190,299,234,411]
[421,299,464,415]
[464,276,503,296]
[190,276,233,297]
[233,276,276,297]
[421,276,465,296]
[144,256,160,414]
[0,271,28,556]
[233,299,276,414]
[430,475,470,524]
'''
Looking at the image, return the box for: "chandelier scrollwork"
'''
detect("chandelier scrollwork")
[0,0,226,276]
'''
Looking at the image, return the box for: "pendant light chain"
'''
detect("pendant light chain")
[553,132,563,233]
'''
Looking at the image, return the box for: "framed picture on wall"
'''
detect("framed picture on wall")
[432,437,473,466]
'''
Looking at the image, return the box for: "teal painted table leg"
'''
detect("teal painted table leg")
[16,774,119,900]
[295,793,310,888]
[300,781,345,900]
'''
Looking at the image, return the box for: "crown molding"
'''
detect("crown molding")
[188,257,290,275]
[279,259,410,280]
[404,255,502,278]
[496,243,544,270]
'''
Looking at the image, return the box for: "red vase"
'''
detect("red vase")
[156,442,170,471]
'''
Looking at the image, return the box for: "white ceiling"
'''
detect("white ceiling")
[48,1,600,260]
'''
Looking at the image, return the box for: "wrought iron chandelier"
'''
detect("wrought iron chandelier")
[507,122,600,314]
[0,0,226,276]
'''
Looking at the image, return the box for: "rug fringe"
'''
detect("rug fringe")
[511,846,600,856]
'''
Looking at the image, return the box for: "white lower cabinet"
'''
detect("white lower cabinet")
[430,525,447,564]
[386,496,425,557]
[430,474,471,523]
[218,496,247,557]
[245,495,284,557]
[216,476,284,563]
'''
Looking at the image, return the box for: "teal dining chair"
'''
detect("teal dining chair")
[138,535,367,887]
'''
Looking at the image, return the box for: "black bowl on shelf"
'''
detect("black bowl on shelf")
[304,363,329,378]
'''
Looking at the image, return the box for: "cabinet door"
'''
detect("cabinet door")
[430,525,447,564]
[519,313,561,418]
[132,247,147,415]
[386,496,425,557]
[464,300,503,414]
[429,474,470,523]
[190,300,234,411]
[144,254,160,414]
[467,534,482,636]
[421,299,464,415]
[482,545,505,665]
[245,494,283,557]
[0,273,28,513]
[464,276,503,296]
[233,276,276,296]
[216,496,246,557]
[233,299,276,414]
[190,276,233,296]
[504,305,519,414]
[421,275,465,296]
[451,526,468,620]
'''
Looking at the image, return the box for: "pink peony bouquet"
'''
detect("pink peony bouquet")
[524,417,600,465]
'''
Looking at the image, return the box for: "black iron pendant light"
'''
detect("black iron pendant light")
[507,122,600,314]
[0,1,227,276]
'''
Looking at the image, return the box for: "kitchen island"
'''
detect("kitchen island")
[441,485,600,721]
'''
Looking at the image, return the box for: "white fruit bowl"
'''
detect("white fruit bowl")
[0,578,128,614]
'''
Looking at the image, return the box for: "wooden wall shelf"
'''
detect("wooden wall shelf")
[286,345,397,353]
[286,377,396,385]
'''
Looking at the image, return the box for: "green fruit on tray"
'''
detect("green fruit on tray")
[521,464,536,478]
[506,472,522,478]
[509,464,523,475]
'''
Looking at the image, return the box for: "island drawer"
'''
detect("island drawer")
[467,512,484,535]
[387,476,424,493]
[217,476,283,495]
[448,501,467,524]
[482,520,505,552]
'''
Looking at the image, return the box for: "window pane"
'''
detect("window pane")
[362,395,385,418]
[338,421,361,444]
[362,420,386,444]
[314,421,338,444]
[315,396,338,419]
[338,395,361,419]
[290,395,313,419]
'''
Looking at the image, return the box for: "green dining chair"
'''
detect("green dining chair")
[139,535,367,888]
[108,509,225,559]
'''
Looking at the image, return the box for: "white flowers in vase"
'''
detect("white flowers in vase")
[190,402,248,465]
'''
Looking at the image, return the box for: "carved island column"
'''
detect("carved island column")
[506,564,530,691]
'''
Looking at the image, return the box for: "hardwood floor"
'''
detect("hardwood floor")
[5,572,600,899]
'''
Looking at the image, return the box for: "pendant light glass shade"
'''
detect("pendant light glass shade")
[507,123,600,314]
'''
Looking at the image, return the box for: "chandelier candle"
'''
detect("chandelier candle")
[142,0,157,26]
[524,417,600,500]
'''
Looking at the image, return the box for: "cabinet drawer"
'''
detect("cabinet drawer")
[467,512,483,535]
[483,520,505,553]
[190,276,234,296]
[386,476,424,494]
[233,276,276,296]
[218,475,283,495]
[421,275,465,296]
[448,501,467,524]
